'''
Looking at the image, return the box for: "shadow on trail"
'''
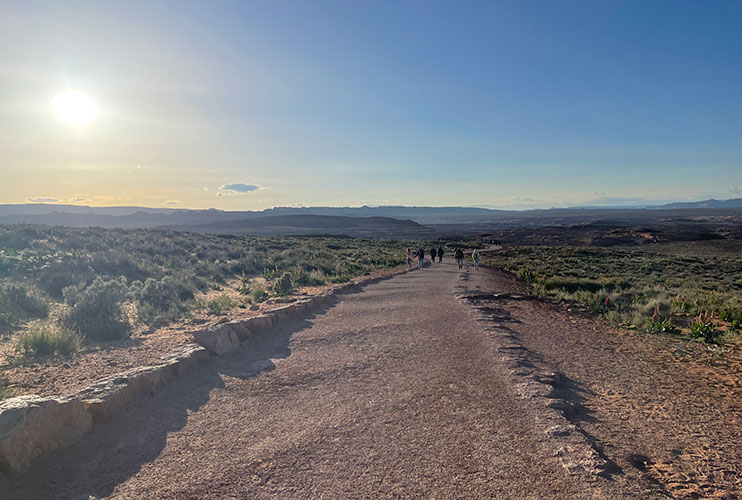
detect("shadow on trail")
[0,300,341,500]
[465,289,626,482]
[545,373,625,480]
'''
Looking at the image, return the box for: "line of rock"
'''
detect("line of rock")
[0,288,343,474]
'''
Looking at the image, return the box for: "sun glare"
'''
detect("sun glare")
[51,91,97,126]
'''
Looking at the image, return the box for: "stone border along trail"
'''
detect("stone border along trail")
[0,270,406,475]
[2,258,717,498]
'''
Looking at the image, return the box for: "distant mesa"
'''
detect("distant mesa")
[0,198,740,239]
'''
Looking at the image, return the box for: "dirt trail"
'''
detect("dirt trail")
[465,266,742,499]
[3,260,735,499]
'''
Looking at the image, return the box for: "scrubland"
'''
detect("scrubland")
[483,240,742,348]
[0,225,426,397]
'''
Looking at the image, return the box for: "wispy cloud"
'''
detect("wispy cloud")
[217,183,266,196]
[162,200,180,206]
[27,197,58,203]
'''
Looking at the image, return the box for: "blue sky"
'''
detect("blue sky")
[0,0,740,209]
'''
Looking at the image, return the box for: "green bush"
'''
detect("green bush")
[271,272,293,296]
[204,294,236,315]
[63,277,130,341]
[249,283,269,303]
[294,270,327,287]
[516,268,536,282]
[690,314,723,345]
[0,283,48,329]
[133,277,195,325]
[0,226,438,339]
[16,327,81,357]
[0,380,11,400]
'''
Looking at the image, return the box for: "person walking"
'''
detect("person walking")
[454,247,464,269]
[405,248,413,269]
[429,247,437,265]
[472,248,480,270]
[437,245,444,262]
[417,247,425,270]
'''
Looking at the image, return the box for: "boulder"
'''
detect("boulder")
[0,395,92,473]
[76,364,171,424]
[161,343,210,379]
[246,315,273,334]
[224,320,254,342]
[193,323,240,356]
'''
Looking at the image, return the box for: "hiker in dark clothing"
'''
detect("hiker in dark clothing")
[417,247,425,270]
[437,246,444,262]
[454,247,464,269]
[429,247,437,264]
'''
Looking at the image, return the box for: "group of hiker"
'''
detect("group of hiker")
[405,245,480,271]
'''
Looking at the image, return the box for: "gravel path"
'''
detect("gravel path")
[465,266,742,499]
[3,260,713,499]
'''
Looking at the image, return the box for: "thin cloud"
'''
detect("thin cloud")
[27,197,58,203]
[163,200,181,206]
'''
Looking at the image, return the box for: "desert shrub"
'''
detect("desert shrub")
[16,327,81,357]
[0,283,48,329]
[203,294,237,315]
[250,283,269,303]
[63,277,130,341]
[0,380,11,400]
[484,244,742,347]
[0,225,435,334]
[271,272,293,296]
[131,277,195,325]
[294,269,327,287]
[690,313,723,345]
[37,259,95,299]
[516,268,536,282]
[90,252,151,282]
[543,277,603,293]
[645,306,680,334]
[137,277,194,311]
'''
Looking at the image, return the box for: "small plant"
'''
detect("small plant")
[294,269,327,287]
[15,327,81,357]
[690,313,723,345]
[0,283,48,330]
[63,276,130,341]
[516,268,536,282]
[0,376,12,400]
[205,294,236,315]
[250,284,269,303]
[730,319,740,331]
[645,305,679,335]
[271,272,293,296]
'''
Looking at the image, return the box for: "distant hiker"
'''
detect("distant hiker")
[406,248,413,269]
[437,245,444,262]
[417,247,425,270]
[472,248,480,270]
[429,247,437,264]
[454,247,464,269]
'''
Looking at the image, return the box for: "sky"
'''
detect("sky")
[0,0,740,210]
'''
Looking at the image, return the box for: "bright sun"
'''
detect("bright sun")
[51,91,97,126]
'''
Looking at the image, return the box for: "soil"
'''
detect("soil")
[466,265,742,499]
[1,260,739,498]
[0,266,404,398]
[1,259,612,500]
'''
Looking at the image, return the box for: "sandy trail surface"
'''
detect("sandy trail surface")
[2,259,736,499]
